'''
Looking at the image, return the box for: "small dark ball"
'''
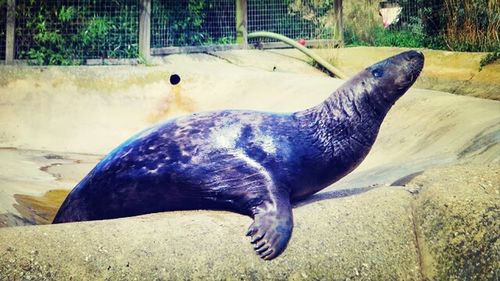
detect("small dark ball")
[169,74,181,85]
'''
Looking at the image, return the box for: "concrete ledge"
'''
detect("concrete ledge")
[0,187,420,280]
[413,164,500,281]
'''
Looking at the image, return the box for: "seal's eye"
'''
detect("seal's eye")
[372,68,384,78]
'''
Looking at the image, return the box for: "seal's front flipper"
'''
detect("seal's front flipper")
[246,191,293,260]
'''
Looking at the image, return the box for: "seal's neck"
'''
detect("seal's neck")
[289,82,391,199]
[322,86,387,121]
[322,74,395,119]
[296,78,394,164]
[309,76,391,124]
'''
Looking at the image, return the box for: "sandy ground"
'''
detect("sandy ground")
[0,47,498,279]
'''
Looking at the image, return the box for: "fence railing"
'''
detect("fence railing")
[1,0,344,65]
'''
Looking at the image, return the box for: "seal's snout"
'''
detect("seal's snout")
[402,50,425,72]
[391,50,424,84]
[404,50,424,61]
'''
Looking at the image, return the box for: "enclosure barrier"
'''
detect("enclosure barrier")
[1,0,344,64]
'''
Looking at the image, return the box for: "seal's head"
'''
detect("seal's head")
[355,50,424,111]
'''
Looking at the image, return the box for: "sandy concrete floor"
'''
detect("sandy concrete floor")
[0,47,498,280]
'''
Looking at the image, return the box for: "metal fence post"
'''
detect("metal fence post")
[139,0,151,59]
[6,0,15,64]
[334,0,344,44]
[236,0,248,46]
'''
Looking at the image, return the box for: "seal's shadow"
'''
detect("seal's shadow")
[292,186,378,208]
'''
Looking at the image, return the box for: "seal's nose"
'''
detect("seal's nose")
[404,50,424,61]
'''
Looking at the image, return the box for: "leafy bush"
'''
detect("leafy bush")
[151,0,236,47]
[373,17,425,47]
[247,0,337,43]
[343,0,498,52]
[8,0,498,65]
[344,17,426,48]
[479,50,500,71]
[15,0,138,65]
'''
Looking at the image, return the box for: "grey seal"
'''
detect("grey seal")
[53,50,424,260]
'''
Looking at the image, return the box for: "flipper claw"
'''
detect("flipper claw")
[254,240,266,249]
[247,201,293,260]
[251,232,264,243]
[261,248,274,260]
[256,246,269,254]
[246,227,256,237]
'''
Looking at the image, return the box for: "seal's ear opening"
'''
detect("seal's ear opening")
[170,74,181,85]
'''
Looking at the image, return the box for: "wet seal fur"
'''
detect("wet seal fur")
[54,51,424,260]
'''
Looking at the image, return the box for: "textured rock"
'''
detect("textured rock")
[411,164,500,281]
[0,187,420,280]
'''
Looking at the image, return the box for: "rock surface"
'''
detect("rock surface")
[412,164,500,281]
[0,186,421,280]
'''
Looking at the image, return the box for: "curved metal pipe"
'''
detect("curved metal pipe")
[248,31,348,80]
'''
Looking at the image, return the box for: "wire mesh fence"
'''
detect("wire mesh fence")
[248,0,336,43]
[151,0,237,48]
[380,0,423,29]
[5,0,496,64]
[375,0,426,43]
[5,0,341,64]
[14,0,139,64]
[0,2,6,61]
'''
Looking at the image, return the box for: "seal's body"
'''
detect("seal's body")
[54,51,424,260]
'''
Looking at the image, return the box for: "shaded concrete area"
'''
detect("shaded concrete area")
[0,149,100,226]
[0,48,498,279]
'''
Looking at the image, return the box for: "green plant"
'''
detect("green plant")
[343,0,499,52]
[374,17,425,48]
[80,17,110,59]
[15,0,138,65]
[344,15,426,48]
[152,0,210,47]
[20,5,77,65]
[57,6,76,23]
[479,51,500,71]
[442,0,499,52]
[288,0,336,39]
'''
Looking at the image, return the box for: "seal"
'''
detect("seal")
[53,50,424,260]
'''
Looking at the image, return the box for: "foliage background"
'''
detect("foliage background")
[14,0,139,65]
[151,0,236,48]
[1,0,498,65]
[343,0,499,52]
